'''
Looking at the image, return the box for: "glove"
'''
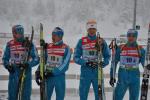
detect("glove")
[146,64,150,70]
[98,61,105,68]
[98,60,109,68]
[6,64,15,73]
[35,71,41,86]
[95,37,104,50]
[86,61,98,69]
[44,70,53,79]
[40,39,48,49]
[22,37,31,47]
[109,40,118,49]
[19,62,29,70]
[109,77,116,87]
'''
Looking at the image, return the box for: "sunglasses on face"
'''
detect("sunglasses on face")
[13,28,23,34]
[127,34,136,37]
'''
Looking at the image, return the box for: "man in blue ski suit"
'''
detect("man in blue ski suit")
[2,25,39,100]
[35,27,72,100]
[109,29,145,100]
[73,19,110,100]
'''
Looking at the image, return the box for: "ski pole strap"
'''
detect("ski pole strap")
[109,39,117,49]
[109,40,114,49]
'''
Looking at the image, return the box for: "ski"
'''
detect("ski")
[39,23,47,100]
[140,23,150,100]
[109,38,117,100]
[16,26,34,100]
[96,32,106,100]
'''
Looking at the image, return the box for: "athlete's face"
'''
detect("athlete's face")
[88,28,97,36]
[12,31,24,41]
[52,34,62,43]
[127,34,137,43]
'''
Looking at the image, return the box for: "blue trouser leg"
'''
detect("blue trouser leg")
[92,78,99,100]
[22,75,31,100]
[129,82,140,100]
[114,69,128,100]
[17,68,32,100]
[115,69,140,100]
[79,77,91,100]
[8,73,18,100]
[8,70,31,100]
[115,81,128,100]
[129,71,140,100]
[47,78,54,100]
[47,75,66,100]
[55,76,65,100]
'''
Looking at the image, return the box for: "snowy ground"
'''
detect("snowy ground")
[0,91,128,100]
[0,91,150,100]
[0,63,150,100]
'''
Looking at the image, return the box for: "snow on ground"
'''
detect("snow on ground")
[0,63,149,100]
[0,91,150,100]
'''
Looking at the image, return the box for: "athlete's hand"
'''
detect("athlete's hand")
[6,64,15,73]
[86,61,98,69]
[109,77,116,87]
[35,71,42,86]
[19,62,29,70]
[44,71,53,79]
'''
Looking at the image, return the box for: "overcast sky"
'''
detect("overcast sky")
[0,0,150,40]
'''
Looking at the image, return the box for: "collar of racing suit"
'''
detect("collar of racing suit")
[14,38,25,43]
[87,34,96,40]
[53,40,63,45]
[126,41,138,47]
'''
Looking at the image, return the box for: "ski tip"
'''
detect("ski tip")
[97,32,100,37]
[40,23,43,29]
[32,26,34,33]
[40,23,43,26]
[32,26,34,30]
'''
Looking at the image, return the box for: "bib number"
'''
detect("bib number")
[120,56,139,66]
[11,51,26,64]
[83,49,97,61]
[47,55,63,68]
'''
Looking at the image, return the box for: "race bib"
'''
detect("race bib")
[47,54,63,68]
[83,49,97,61]
[120,56,139,66]
[10,51,26,64]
